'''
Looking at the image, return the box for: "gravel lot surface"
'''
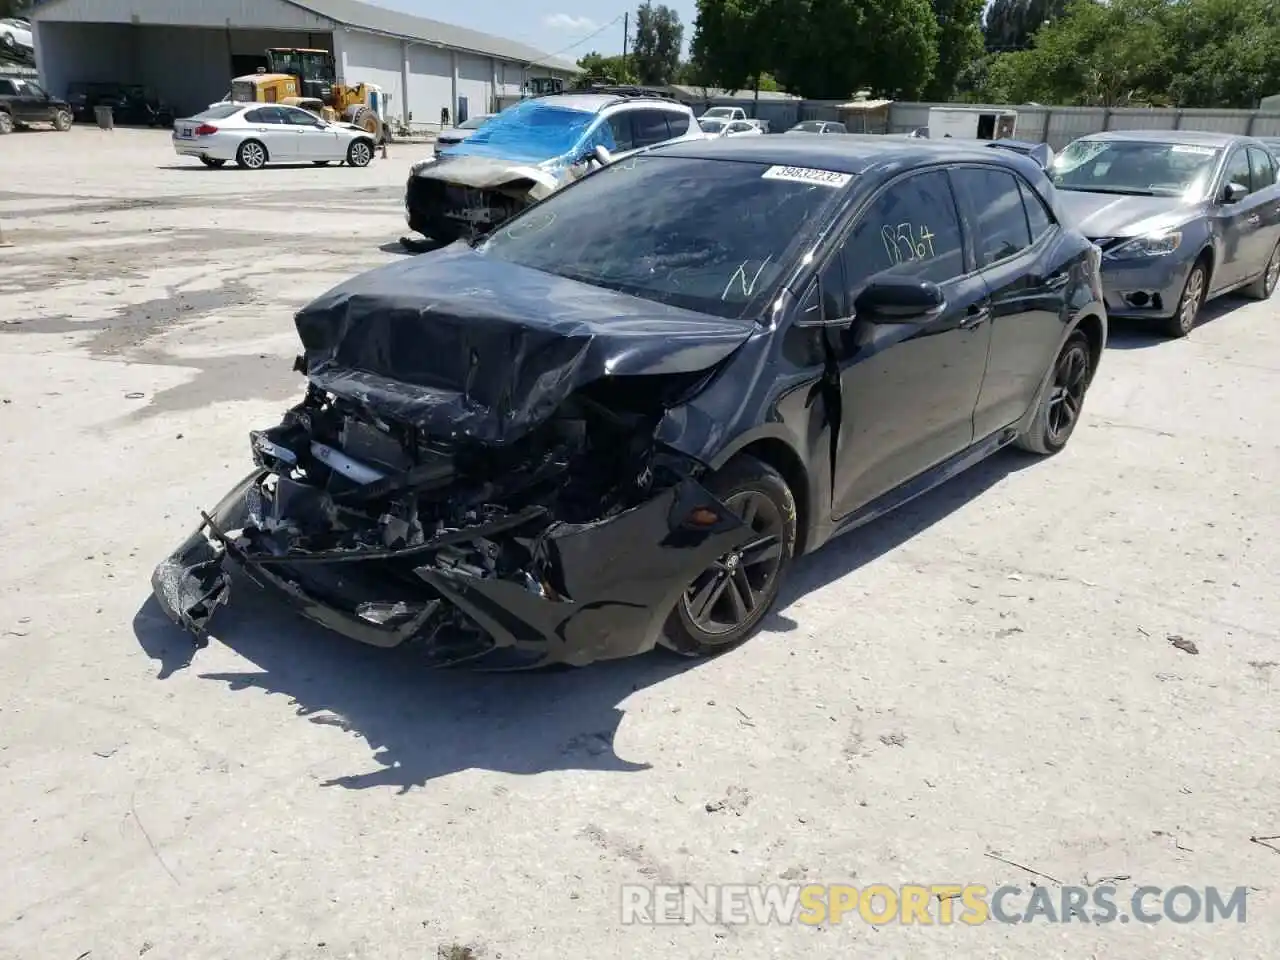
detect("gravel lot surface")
[1,127,1277,960]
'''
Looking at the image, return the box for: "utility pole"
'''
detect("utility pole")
[621,11,628,75]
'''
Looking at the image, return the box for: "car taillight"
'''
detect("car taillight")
[194,123,218,136]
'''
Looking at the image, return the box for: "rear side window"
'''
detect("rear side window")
[952,167,1033,266]
[631,109,672,147]
[665,110,690,137]
[0,80,18,96]
[1018,178,1054,242]
[606,112,635,151]
[1247,147,1276,191]
[839,170,965,287]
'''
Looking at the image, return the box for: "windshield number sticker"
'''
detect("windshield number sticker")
[762,165,852,188]
[881,222,936,265]
[1171,145,1216,155]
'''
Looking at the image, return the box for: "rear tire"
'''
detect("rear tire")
[346,139,373,168]
[1243,241,1280,300]
[660,455,796,658]
[235,139,267,170]
[1160,257,1208,338]
[1015,331,1092,456]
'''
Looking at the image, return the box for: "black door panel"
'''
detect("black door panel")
[823,169,992,520]
[951,165,1069,437]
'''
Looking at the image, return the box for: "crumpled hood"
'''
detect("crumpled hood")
[412,154,563,200]
[1057,190,1201,239]
[293,244,755,444]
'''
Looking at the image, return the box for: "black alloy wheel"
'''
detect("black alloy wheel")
[1015,330,1092,456]
[662,455,796,657]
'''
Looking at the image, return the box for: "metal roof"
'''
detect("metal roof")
[284,0,581,72]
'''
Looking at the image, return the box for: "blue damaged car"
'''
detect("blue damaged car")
[1052,130,1280,338]
[404,92,703,243]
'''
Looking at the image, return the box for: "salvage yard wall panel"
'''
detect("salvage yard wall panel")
[405,44,453,128]
[334,29,403,117]
[455,53,491,121]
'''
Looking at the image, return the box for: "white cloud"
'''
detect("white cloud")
[543,13,599,31]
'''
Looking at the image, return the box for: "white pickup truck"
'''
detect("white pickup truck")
[699,106,747,123]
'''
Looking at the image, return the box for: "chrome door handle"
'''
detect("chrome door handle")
[960,306,991,329]
[1248,214,1262,225]
[1044,272,1070,290]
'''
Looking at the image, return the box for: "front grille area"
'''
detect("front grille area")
[405,176,526,241]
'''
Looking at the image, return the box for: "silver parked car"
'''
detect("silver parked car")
[172,102,378,170]
[786,120,847,135]
[434,113,495,158]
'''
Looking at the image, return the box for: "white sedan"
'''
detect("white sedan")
[171,102,377,169]
[697,117,765,139]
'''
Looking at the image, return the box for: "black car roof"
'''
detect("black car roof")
[1077,129,1248,148]
[655,134,1041,175]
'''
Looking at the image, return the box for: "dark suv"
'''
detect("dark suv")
[0,76,72,134]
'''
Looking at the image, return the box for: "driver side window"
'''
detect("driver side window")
[1224,150,1252,196]
[606,112,635,151]
[837,171,966,295]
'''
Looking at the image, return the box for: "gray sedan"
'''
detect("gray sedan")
[1052,130,1280,338]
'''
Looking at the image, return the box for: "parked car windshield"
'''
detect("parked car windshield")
[448,100,598,161]
[699,118,727,134]
[14,79,48,98]
[1051,138,1221,198]
[479,155,849,319]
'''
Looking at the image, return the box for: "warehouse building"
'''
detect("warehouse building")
[29,0,580,124]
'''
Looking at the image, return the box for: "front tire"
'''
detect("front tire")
[0,111,12,135]
[661,455,796,657]
[346,139,373,168]
[1243,241,1280,301]
[1161,258,1208,338]
[53,109,73,132]
[1016,331,1092,456]
[236,139,267,170]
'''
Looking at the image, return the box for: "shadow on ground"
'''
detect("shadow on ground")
[132,447,1034,791]
[1106,297,1240,349]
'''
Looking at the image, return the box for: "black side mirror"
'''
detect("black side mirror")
[1222,181,1249,204]
[854,276,946,321]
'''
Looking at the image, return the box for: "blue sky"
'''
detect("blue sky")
[364,0,698,63]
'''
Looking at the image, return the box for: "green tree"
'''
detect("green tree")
[923,0,986,100]
[772,0,939,99]
[983,0,1068,52]
[575,51,638,85]
[1165,0,1280,108]
[690,0,781,93]
[631,2,685,85]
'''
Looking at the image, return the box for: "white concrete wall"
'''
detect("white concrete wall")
[405,44,452,127]
[333,29,403,121]
[455,53,490,122]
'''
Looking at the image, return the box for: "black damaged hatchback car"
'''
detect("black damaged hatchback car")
[154,136,1107,668]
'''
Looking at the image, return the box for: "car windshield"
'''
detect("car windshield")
[703,108,733,119]
[15,79,47,97]
[479,155,849,319]
[447,100,597,162]
[791,122,822,132]
[699,118,726,133]
[1052,138,1221,198]
[189,103,245,121]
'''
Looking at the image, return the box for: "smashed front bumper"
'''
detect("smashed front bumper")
[152,469,747,669]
